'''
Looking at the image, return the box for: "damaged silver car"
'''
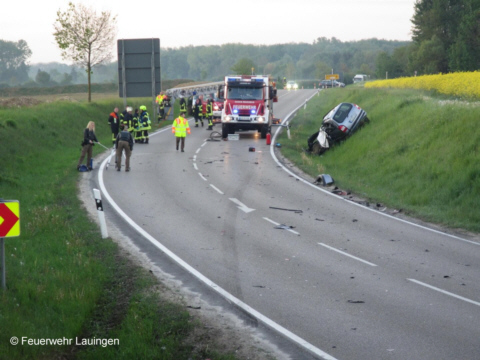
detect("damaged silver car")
[307,103,370,155]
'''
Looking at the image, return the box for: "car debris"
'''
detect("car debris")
[269,206,303,214]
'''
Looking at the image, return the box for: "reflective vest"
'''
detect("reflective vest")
[172,117,190,137]
[156,95,165,109]
[180,101,187,113]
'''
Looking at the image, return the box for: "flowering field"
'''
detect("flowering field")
[365,71,480,99]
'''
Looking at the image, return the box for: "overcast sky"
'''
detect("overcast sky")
[1,0,416,64]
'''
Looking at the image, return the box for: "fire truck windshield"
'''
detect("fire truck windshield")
[227,86,263,100]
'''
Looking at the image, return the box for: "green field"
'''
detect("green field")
[0,85,479,359]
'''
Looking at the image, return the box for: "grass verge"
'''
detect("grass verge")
[0,97,240,360]
[277,87,480,233]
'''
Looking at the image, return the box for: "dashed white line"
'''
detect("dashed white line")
[263,217,300,236]
[194,163,198,171]
[210,184,224,195]
[318,243,378,267]
[198,173,207,181]
[408,279,480,307]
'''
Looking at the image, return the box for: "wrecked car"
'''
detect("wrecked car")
[307,103,369,155]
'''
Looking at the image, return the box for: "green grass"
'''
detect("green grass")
[0,97,239,360]
[278,87,480,232]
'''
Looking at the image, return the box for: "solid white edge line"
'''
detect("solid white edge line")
[263,217,300,236]
[318,243,377,267]
[408,278,480,307]
[97,156,338,360]
[209,184,224,195]
[270,91,479,247]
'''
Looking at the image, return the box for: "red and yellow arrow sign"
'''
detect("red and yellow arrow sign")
[0,201,20,237]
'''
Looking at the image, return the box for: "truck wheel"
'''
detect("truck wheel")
[260,125,268,139]
[222,124,229,138]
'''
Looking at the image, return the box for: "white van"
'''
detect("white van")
[353,74,368,83]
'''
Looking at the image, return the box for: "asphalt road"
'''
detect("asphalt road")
[92,89,480,360]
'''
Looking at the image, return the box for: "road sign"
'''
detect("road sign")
[0,201,20,237]
[325,74,339,80]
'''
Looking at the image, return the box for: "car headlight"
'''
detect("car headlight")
[224,116,232,122]
[257,116,264,123]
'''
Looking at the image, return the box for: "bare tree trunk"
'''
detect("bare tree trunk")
[87,62,92,103]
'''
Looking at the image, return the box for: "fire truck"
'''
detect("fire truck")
[219,75,277,139]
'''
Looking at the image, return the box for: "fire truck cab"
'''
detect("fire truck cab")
[219,75,277,139]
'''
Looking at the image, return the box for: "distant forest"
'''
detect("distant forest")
[2,0,479,89]
[1,38,410,88]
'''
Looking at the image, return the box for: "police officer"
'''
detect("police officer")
[115,124,134,171]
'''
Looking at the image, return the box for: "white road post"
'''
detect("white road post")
[93,189,108,239]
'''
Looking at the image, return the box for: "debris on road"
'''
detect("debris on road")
[274,224,296,230]
[269,206,303,214]
[347,300,365,304]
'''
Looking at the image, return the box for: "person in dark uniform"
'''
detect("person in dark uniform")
[115,124,134,171]
[108,107,120,145]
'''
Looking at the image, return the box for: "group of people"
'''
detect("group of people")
[77,96,211,171]
[77,105,151,172]
[190,95,214,130]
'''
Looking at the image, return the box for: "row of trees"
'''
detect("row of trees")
[375,0,480,79]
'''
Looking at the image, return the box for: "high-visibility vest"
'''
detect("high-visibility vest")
[206,102,213,116]
[172,117,191,137]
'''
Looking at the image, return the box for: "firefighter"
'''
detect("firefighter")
[122,106,134,134]
[193,98,201,127]
[156,91,165,122]
[172,112,191,152]
[179,97,187,114]
[196,98,204,127]
[206,98,213,130]
[108,107,120,145]
[139,105,151,144]
[133,108,142,143]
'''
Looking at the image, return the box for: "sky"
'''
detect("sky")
[1,0,416,64]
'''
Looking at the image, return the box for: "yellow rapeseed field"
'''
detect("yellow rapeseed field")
[365,71,480,99]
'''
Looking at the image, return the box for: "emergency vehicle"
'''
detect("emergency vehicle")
[219,75,277,139]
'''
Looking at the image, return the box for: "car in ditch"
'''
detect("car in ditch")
[307,102,370,155]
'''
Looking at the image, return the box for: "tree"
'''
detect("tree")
[0,39,32,85]
[231,58,256,75]
[35,69,51,86]
[53,2,117,102]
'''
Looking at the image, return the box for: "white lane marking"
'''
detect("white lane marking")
[210,184,224,195]
[408,279,480,307]
[263,217,300,236]
[193,163,198,171]
[201,142,207,147]
[196,147,201,154]
[318,243,378,267]
[229,198,255,213]
[193,155,197,162]
[270,92,480,247]
[198,173,208,181]
[97,157,337,360]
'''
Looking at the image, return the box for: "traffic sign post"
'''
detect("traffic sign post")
[0,200,20,290]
